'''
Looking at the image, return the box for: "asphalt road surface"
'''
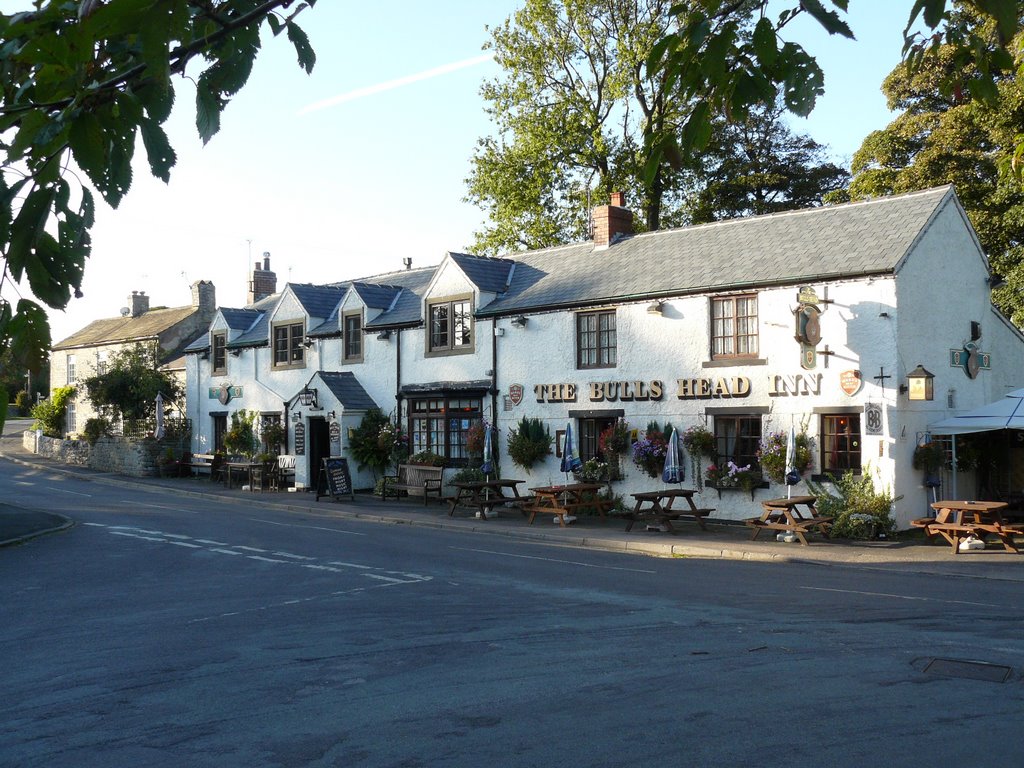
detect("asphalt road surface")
[2,457,1023,767]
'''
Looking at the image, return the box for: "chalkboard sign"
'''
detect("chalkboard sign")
[317,456,353,502]
[294,422,306,456]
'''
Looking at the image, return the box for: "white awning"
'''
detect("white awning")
[928,388,1024,435]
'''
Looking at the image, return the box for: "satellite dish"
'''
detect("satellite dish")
[120,307,130,317]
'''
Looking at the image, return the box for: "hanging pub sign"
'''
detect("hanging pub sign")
[950,344,990,379]
[794,286,823,371]
[294,421,306,456]
[839,370,863,396]
[209,385,242,403]
[864,402,883,435]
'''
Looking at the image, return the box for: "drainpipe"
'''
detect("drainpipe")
[491,318,499,471]
[395,328,403,421]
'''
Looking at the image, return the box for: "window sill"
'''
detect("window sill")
[702,358,767,368]
[810,472,861,483]
[706,480,769,501]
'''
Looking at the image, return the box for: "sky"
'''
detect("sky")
[17,1,920,345]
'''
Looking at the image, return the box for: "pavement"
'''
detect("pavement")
[3,425,1024,581]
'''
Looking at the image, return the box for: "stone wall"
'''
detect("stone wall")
[23,430,187,477]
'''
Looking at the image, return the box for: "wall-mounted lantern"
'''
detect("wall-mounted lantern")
[906,365,934,401]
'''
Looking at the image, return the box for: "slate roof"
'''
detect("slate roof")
[315,371,378,411]
[291,283,345,319]
[53,306,197,350]
[448,252,514,294]
[183,333,209,353]
[476,186,958,316]
[221,308,262,332]
[228,312,270,349]
[351,282,403,310]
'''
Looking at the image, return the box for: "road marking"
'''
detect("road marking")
[363,574,414,584]
[235,546,269,553]
[272,551,315,560]
[210,548,243,556]
[49,488,91,497]
[138,502,198,514]
[196,539,229,546]
[247,555,290,564]
[168,541,202,548]
[450,546,657,574]
[800,586,1003,609]
[110,531,167,543]
[250,517,367,536]
[328,561,374,569]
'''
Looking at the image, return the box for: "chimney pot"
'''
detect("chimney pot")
[610,191,625,208]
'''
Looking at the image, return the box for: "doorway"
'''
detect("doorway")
[308,417,331,493]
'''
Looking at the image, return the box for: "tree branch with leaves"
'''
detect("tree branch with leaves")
[0,0,318,431]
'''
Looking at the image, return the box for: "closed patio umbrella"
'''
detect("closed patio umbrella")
[784,423,799,498]
[481,424,494,478]
[560,421,582,481]
[155,392,165,440]
[662,427,684,485]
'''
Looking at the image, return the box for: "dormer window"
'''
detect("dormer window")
[211,332,227,375]
[272,321,305,369]
[427,296,472,355]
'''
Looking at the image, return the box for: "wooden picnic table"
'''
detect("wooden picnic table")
[626,488,714,533]
[745,495,833,545]
[224,460,259,490]
[447,479,525,519]
[524,482,613,527]
[912,500,1024,554]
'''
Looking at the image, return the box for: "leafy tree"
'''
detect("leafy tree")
[848,7,1024,324]
[465,0,695,254]
[0,0,318,432]
[80,343,183,423]
[687,99,849,223]
[645,1,1023,181]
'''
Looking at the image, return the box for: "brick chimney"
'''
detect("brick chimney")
[248,252,277,304]
[129,290,149,317]
[191,280,216,321]
[592,192,633,249]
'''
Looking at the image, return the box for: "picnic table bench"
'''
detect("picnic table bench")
[447,479,525,519]
[523,483,613,527]
[382,463,444,505]
[745,495,833,545]
[912,500,1024,554]
[626,488,713,533]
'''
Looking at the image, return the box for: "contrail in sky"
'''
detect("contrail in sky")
[299,53,494,115]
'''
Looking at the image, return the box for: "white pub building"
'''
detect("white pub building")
[185,186,1024,528]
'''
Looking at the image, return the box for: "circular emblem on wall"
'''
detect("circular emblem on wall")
[795,305,822,346]
[218,384,232,405]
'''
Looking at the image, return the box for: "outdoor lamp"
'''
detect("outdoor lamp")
[907,365,934,401]
[511,315,527,328]
[647,301,664,315]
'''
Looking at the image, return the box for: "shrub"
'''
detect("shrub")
[506,417,552,470]
[14,390,30,414]
[448,467,486,485]
[807,468,900,540]
[31,386,76,437]
[224,409,258,458]
[82,417,112,445]
[349,409,393,474]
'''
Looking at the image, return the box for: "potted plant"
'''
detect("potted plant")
[506,417,552,471]
[408,450,446,466]
[682,424,715,489]
[757,428,813,484]
[912,441,945,488]
[261,420,286,455]
[631,423,668,478]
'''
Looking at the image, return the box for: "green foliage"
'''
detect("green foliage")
[31,385,75,437]
[13,390,29,415]
[686,99,849,223]
[646,2,1024,194]
[223,409,258,458]
[260,420,286,455]
[506,417,552,470]
[466,0,695,253]
[0,0,318,428]
[849,7,1024,326]
[349,409,389,474]
[82,416,111,445]
[912,441,947,472]
[807,468,900,540]
[448,467,486,485]
[80,343,182,422]
[408,451,446,467]
[757,428,813,484]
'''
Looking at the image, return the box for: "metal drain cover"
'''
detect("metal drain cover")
[924,658,1013,683]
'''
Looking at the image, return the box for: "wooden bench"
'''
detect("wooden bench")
[382,464,444,505]
[912,517,1024,554]
[181,453,218,479]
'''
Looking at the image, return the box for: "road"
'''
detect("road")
[1,441,1023,767]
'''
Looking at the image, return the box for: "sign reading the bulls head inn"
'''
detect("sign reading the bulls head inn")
[530,373,824,403]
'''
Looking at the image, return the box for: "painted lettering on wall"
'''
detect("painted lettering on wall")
[768,373,823,397]
[675,377,751,399]
[589,381,664,402]
[534,383,578,403]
